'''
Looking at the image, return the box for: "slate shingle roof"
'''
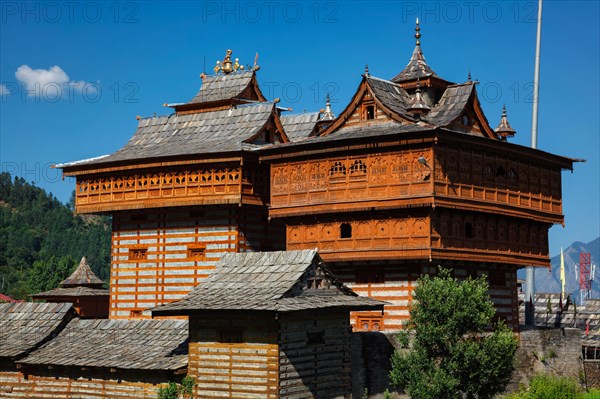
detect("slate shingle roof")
[426,83,475,126]
[391,45,440,83]
[61,257,104,288]
[323,122,429,142]
[519,293,600,347]
[152,250,384,315]
[0,302,75,359]
[19,319,188,371]
[31,286,109,298]
[186,71,255,105]
[365,76,414,119]
[280,112,320,142]
[59,103,275,168]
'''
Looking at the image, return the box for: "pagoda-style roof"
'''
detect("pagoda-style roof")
[152,250,384,316]
[18,318,188,371]
[426,83,476,126]
[280,112,320,142]
[61,256,104,288]
[0,302,76,360]
[185,70,261,105]
[391,44,439,83]
[30,257,108,301]
[311,73,497,140]
[58,102,286,171]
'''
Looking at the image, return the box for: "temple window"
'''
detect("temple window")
[340,223,352,238]
[329,161,347,176]
[365,105,375,120]
[349,160,367,175]
[357,315,383,331]
[188,245,206,260]
[129,247,147,260]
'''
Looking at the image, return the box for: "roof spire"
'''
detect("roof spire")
[467,70,472,82]
[60,256,105,288]
[318,92,336,122]
[494,104,517,140]
[365,64,370,76]
[391,19,439,83]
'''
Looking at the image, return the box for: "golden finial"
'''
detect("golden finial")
[221,49,233,74]
[214,60,221,74]
[415,17,421,46]
[136,115,141,120]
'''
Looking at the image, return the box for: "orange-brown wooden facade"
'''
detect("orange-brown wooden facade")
[266,130,570,330]
[110,205,283,319]
[72,160,269,214]
[0,369,175,399]
[269,144,564,224]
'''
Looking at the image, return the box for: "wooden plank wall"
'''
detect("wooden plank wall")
[110,206,240,318]
[279,310,352,399]
[0,369,169,399]
[110,205,278,319]
[332,262,419,331]
[238,206,285,253]
[188,313,279,399]
[332,262,519,331]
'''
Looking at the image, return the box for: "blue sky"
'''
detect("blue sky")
[1,1,598,255]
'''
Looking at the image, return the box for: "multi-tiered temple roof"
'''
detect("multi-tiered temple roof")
[31,257,108,300]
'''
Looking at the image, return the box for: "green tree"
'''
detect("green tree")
[27,255,77,294]
[0,172,111,298]
[389,268,518,399]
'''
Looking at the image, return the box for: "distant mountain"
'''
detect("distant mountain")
[519,237,600,302]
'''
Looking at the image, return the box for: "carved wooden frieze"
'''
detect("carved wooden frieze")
[75,163,264,213]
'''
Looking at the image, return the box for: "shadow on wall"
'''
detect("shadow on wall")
[352,332,400,398]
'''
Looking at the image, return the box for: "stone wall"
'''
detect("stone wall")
[508,327,583,392]
[584,361,600,389]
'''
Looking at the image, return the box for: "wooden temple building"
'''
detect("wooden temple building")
[56,21,575,331]
[30,257,109,318]
[153,250,383,398]
[0,20,580,399]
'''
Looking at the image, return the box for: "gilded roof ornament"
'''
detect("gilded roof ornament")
[415,17,421,46]
[214,49,245,75]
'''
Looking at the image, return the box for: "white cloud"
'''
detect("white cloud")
[0,84,9,96]
[15,65,96,99]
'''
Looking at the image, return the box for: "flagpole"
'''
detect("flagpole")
[525,0,543,326]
